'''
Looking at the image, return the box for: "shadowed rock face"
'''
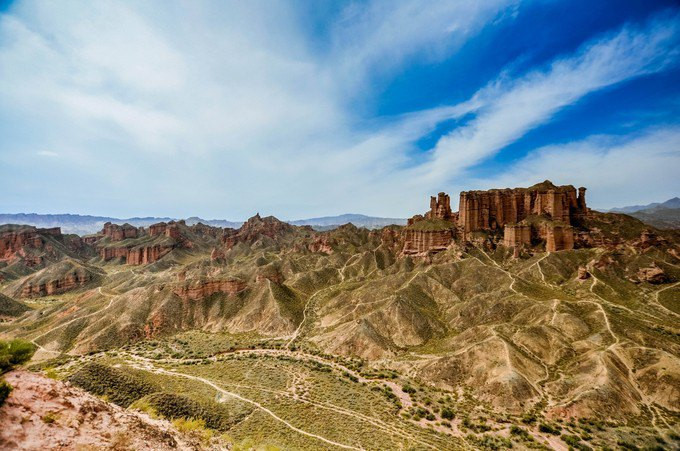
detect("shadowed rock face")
[0,226,62,262]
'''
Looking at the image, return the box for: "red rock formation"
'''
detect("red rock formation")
[102,222,138,241]
[210,247,226,262]
[309,235,334,254]
[21,270,92,298]
[426,192,453,221]
[458,181,587,235]
[637,265,668,284]
[503,224,531,248]
[222,214,295,250]
[408,192,459,226]
[149,221,182,239]
[402,229,454,256]
[577,267,589,280]
[173,279,247,300]
[99,245,172,265]
[0,226,65,264]
[544,224,574,252]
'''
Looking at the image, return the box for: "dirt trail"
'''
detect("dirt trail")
[129,361,364,450]
[123,350,443,448]
[29,287,116,357]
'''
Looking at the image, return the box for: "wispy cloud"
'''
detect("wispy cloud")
[36,150,58,157]
[471,127,680,209]
[0,1,678,218]
[408,12,680,187]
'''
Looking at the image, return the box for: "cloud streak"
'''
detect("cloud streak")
[0,1,678,219]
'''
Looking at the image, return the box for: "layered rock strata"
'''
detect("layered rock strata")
[173,279,247,300]
[458,181,587,235]
[21,270,93,297]
[0,227,61,261]
[102,222,138,241]
[402,229,454,255]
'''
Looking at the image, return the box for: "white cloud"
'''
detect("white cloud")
[37,150,58,157]
[0,1,678,219]
[410,13,680,187]
[469,127,680,209]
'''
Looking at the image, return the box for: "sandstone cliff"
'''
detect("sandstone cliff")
[458,180,587,235]
[173,278,247,301]
[102,222,139,241]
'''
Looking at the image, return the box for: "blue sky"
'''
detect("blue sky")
[0,0,679,220]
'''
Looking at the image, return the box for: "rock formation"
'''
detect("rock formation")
[102,222,138,241]
[402,228,454,255]
[502,224,531,248]
[149,221,181,239]
[458,180,587,235]
[637,265,668,284]
[544,223,574,252]
[222,214,296,250]
[173,278,247,301]
[100,244,172,265]
[21,270,93,297]
[0,226,60,262]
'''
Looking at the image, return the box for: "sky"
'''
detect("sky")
[0,0,679,220]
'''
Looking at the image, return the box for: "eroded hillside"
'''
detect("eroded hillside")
[1,183,679,450]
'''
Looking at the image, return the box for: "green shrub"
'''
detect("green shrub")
[538,422,561,435]
[142,392,242,432]
[0,380,12,407]
[0,339,36,373]
[0,339,36,407]
[402,384,416,394]
[68,363,157,407]
[510,425,531,440]
[441,407,455,420]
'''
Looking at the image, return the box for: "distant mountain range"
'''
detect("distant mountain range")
[608,197,680,229]
[289,213,407,229]
[0,212,407,235]
[608,197,680,213]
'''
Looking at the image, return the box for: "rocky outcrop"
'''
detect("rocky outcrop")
[222,214,296,250]
[458,180,587,235]
[577,266,589,280]
[173,278,247,300]
[408,192,458,226]
[210,247,226,262]
[0,226,56,261]
[102,222,138,241]
[309,235,334,254]
[100,245,172,265]
[21,270,93,297]
[544,223,574,252]
[402,229,454,255]
[503,224,531,248]
[149,221,181,239]
[637,265,668,284]
[0,226,85,268]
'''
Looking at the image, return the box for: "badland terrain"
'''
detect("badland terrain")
[0,180,679,450]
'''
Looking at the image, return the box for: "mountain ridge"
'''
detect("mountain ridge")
[0,212,407,235]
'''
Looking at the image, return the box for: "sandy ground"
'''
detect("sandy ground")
[0,370,203,450]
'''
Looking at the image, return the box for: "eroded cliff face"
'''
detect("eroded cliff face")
[0,227,61,262]
[173,278,247,301]
[102,223,138,241]
[21,270,93,297]
[222,214,298,250]
[458,180,587,234]
[95,221,204,265]
[402,229,454,255]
